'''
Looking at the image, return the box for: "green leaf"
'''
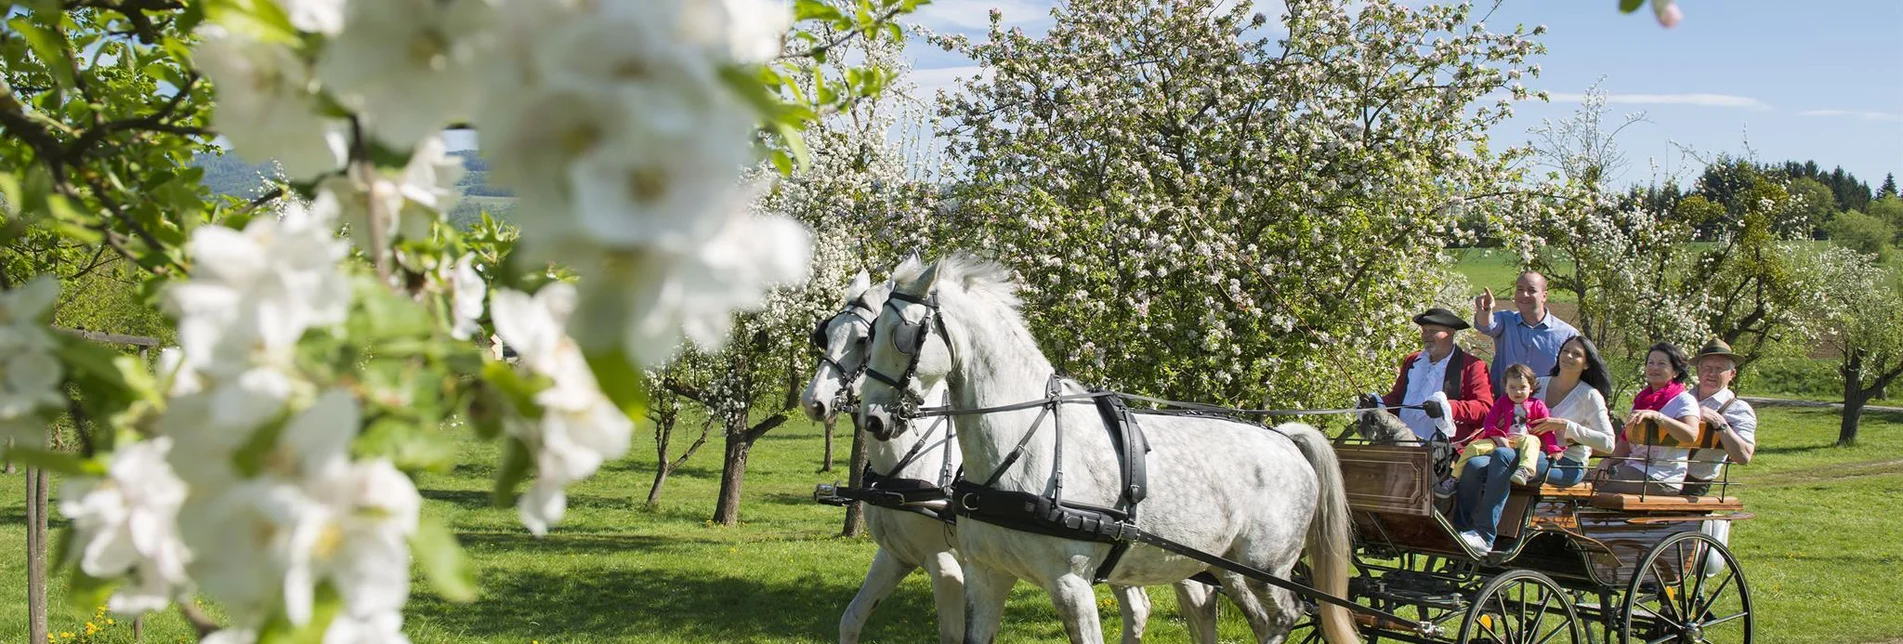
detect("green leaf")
[411,515,478,602]
[10,17,77,89]
[66,569,119,618]
[1620,0,1644,12]
[355,276,433,338]
[256,583,341,644]
[0,173,20,216]
[204,0,300,44]
[775,122,813,172]
[231,414,291,478]
[481,360,545,416]
[3,447,106,477]
[794,0,845,22]
[492,437,532,508]
[582,346,647,421]
[355,416,457,474]
[885,21,904,43]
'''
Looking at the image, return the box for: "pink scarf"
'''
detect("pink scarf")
[1631,381,1685,412]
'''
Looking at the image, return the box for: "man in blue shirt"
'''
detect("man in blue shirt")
[1473,271,1578,397]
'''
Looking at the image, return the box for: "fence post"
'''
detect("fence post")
[27,465,49,644]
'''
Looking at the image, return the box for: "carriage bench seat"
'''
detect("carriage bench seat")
[1587,493,1743,512]
[1519,483,1595,499]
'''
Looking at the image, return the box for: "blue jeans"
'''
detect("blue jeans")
[1543,455,1589,487]
[1451,447,1549,546]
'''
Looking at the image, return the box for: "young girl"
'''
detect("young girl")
[1436,364,1561,498]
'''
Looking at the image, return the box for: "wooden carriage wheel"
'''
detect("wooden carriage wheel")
[1456,569,1584,644]
[1620,531,1753,644]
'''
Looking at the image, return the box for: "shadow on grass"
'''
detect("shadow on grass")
[407,566,941,642]
[421,489,637,512]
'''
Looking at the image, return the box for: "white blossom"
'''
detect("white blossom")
[58,437,192,615]
[283,0,347,35]
[490,283,633,535]
[193,26,347,179]
[449,254,486,340]
[165,198,351,379]
[0,275,63,446]
[316,0,495,148]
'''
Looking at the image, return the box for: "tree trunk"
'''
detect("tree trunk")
[1841,349,1866,447]
[713,429,751,526]
[645,465,671,508]
[841,420,870,537]
[27,466,48,644]
[820,418,835,472]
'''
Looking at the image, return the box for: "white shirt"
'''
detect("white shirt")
[1537,377,1617,463]
[1628,391,1700,482]
[1690,388,1757,481]
[1399,352,1455,440]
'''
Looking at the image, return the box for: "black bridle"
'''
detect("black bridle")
[811,295,880,412]
[862,289,951,429]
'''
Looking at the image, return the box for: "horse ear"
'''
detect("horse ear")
[844,269,872,303]
[912,260,942,294]
[894,253,923,277]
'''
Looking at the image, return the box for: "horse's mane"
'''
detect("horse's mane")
[896,252,1022,312]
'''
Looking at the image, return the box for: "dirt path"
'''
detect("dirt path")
[1741,396,1903,414]
[1750,458,1903,487]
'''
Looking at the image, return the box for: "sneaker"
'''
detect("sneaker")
[1458,530,1492,555]
[1510,466,1535,485]
[1432,477,1459,499]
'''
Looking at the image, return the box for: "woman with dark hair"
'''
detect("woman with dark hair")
[1532,336,1618,487]
[1600,341,1701,494]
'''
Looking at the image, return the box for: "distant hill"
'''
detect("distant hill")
[191,148,514,228]
[193,151,279,199]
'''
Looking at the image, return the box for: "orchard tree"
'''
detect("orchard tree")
[1505,88,1847,377]
[0,1,921,643]
[935,0,1544,408]
[1823,263,1903,446]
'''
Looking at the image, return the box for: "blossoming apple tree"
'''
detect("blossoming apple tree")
[0,0,921,641]
[934,0,1544,409]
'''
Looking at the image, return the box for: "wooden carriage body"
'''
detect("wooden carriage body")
[1322,441,1753,643]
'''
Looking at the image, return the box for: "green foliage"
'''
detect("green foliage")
[1870,195,1903,240]
[939,0,1543,406]
[1826,209,1895,261]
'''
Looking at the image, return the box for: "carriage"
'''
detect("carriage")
[1295,433,1754,644]
[807,255,1754,644]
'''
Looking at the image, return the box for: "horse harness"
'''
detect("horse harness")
[815,390,960,524]
[841,288,1443,634]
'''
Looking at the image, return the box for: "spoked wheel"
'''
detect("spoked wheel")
[1621,531,1752,644]
[1456,569,1584,644]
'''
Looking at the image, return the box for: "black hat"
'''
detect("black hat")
[1412,307,1470,330]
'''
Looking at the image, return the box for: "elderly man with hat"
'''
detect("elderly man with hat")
[1684,338,1757,496]
[1380,307,1496,441]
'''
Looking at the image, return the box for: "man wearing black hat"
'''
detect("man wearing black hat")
[1381,307,1496,440]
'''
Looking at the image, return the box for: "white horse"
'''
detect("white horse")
[856,254,1359,644]
[803,265,1209,644]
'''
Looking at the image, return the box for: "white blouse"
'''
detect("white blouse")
[1537,377,1618,463]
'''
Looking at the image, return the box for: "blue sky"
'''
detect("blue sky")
[890,0,1902,188]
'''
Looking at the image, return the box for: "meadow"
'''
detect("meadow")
[4,403,1900,643]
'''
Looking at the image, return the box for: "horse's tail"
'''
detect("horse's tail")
[1282,422,1361,644]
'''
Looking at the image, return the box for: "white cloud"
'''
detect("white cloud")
[1798,109,1903,123]
[910,65,992,99]
[1545,92,1771,111]
[910,0,1053,31]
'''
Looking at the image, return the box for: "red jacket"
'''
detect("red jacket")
[1380,348,1495,439]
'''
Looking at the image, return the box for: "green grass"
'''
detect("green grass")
[6,407,1902,643]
